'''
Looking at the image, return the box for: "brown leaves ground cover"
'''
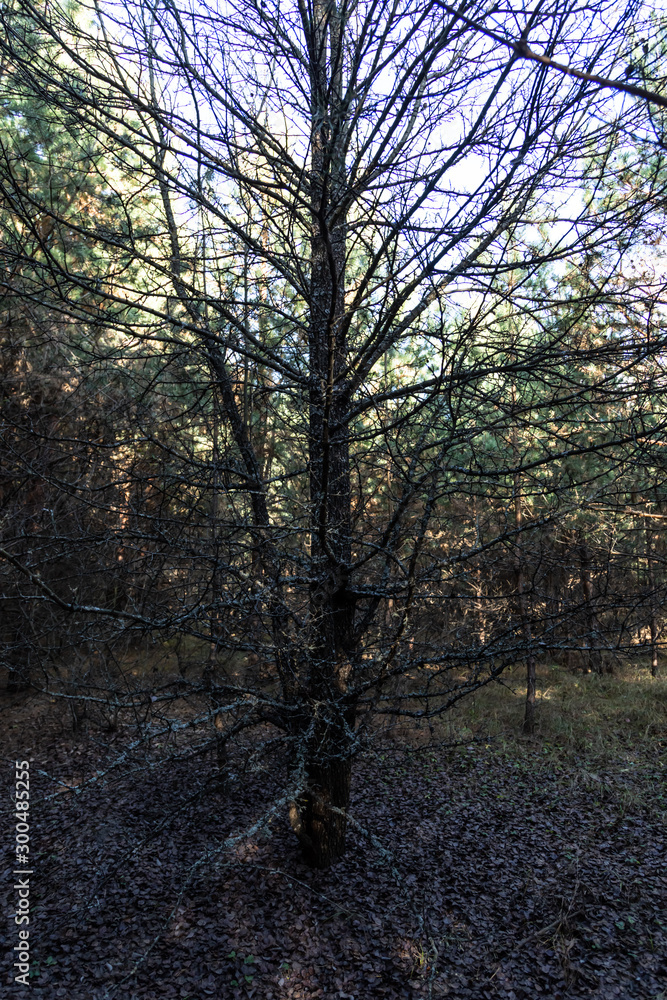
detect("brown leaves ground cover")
[1,664,665,1000]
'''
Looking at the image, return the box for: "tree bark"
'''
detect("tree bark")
[579,539,602,674]
[513,429,536,735]
[290,708,354,867]
[292,0,356,866]
[523,651,536,735]
[646,521,658,677]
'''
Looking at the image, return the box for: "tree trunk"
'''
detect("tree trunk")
[579,539,602,674]
[290,710,354,867]
[523,653,536,735]
[291,0,355,866]
[513,431,536,735]
[646,522,658,677]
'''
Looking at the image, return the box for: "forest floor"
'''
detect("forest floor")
[1,662,665,1000]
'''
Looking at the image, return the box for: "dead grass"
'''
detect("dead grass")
[430,661,667,814]
[446,660,665,743]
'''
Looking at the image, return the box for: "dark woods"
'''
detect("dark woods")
[0,0,666,873]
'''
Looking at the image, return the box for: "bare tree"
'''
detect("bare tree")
[1,0,666,866]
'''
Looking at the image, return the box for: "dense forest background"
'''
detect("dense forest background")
[0,0,666,996]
